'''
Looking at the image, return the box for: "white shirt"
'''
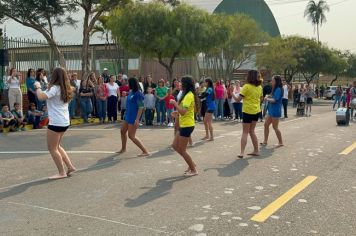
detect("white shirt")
[232,87,242,103]
[139,82,144,92]
[43,76,48,84]
[177,90,183,101]
[44,85,70,127]
[283,85,289,99]
[106,83,119,97]
[8,76,21,89]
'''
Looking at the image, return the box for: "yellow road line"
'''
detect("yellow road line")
[339,142,356,155]
[251,176,318,223]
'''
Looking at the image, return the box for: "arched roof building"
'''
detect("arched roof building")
[213,0,280,37]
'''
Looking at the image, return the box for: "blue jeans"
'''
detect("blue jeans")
[215,98,224,118]
[80,97,93,122]
[156,100,166,123]
[69,95,77,118]
[107,96,118,121]
[233,103,243,120]
[166,109,173,123]
[96,99,107,122]
[333,96,341,110]
[28,115,41,129]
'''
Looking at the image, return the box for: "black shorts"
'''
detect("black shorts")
[48,125,69,133]
[242,112,260,124]
[179,126,195,138]
[206,110,214,114]
[306,98,313,104]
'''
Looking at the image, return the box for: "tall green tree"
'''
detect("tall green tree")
[345,53,356,78]
[304,0,329,42]
[74,0,128,78]
[108,2,229,81]
[157,0,180,7]
[299,40,330,85]
[257,36,312,84]
[324,49,348,85]
[0,0,77,67]
[203,14,266,80]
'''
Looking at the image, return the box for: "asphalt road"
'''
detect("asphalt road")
[0,101,355,236]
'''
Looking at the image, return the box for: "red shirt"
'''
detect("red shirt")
[119,85,129,96]
[165,95,175,109]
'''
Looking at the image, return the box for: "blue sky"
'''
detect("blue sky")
[1,0,355,52]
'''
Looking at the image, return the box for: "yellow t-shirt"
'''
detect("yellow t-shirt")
[240,84,263,114]
[179,91,195,128]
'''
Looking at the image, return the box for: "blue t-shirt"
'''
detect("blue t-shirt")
[267,87,282,118]
[26,77,36,92]
[206,87,216,111]
[124,91,144,124]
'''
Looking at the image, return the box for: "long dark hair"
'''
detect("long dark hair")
[179,76,195,104]
[35,71,43,82]
[272,75,283,97]
[48,67,73,103]
[27,69,34,78]
[205,78,215,101]
[128,77,140,93]
[9,68,16,76]
[246,70,262,86]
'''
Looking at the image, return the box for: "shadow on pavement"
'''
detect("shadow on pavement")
[80,154,122,173]
[0,179,51,200]
[147,141,206,159]
[125,176,187,208]
[204,146,275,177]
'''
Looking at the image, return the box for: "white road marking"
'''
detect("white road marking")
[6,201,169,234]
[0,117,306,191]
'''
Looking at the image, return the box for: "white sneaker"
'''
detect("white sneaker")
[168,122,173,127]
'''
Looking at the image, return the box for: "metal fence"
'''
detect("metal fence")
[1,36,128,94]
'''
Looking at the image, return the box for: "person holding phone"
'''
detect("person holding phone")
[7,68,23,111]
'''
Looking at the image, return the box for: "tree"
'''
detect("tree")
[324,50,348,85]
[75,0,128,78]
[91,15,110,44]
[304,0,329,42]
[156,0,180,7]
[257,37,298,84]
[0,0,77,67]
[299,39,330,85]
[257,36,313,84]
[108,2,230,81]
[345,53,356,78]
[203,14,267,80]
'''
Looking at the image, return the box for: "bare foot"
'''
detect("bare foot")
[274,143,284,148]
[66,167,76,176]
[116,149,126,154]
[207,138,214,142]
[184,170,198,177]
[48,174,67,180]
[201,136,208,140]
[237,155,244,159]
[260,142,267,146]
[137,153,150,157]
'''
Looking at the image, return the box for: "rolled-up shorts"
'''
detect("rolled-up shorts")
[242,112,260,124]
[48,125,69,133]
[179,126,195,138]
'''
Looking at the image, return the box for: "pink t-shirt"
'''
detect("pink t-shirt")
[215,85,225,99]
